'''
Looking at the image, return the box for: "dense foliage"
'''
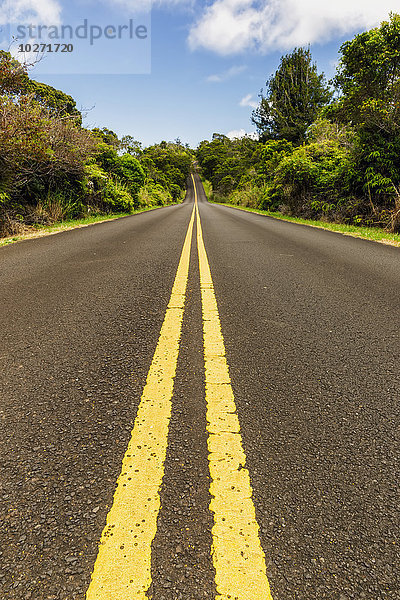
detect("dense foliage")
[2,16,400,238]
[0,54,193,236]
[198,14,400,233]
[141,141,193,202]
[252,47,332,144]
[197,134,260,197]
[331,12,400,229]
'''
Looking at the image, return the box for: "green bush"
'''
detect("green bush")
[82,162,135,213]
[228,184,265,208]
[83,162,108,189]
[197,135,259,195]
[272,146,319,212]
[103,179,135,212]
[138,182,172,207]
[140,143,193,199]
[353,129,400,198]
[95,142,119,171]
[95,144,145,203]
[268,141,352,215]
[113,154,145,198]
[258,140,294,182]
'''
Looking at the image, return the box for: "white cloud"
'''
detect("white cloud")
[226,128,258,139]
[0,0,62,25]
[102,0,192,12]
[188,0,397,55]
[0,0,191,28]
[206,64,246,82]
[240,93,258,108]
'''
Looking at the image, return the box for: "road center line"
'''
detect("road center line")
[86,204,195,600]
[193,174,274,600]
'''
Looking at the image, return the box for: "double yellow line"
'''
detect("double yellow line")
[86,175,273,600]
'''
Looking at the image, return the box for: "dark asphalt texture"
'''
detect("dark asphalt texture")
[0,174,399,599]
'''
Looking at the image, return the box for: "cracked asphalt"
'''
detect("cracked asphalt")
[0,175,399,599]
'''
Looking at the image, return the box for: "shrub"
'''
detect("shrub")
[0,94,95,204]
[258,140,294,182]
[113,154,145,199]
[103,179,135,213]
[94,144,145,204]
[140,143,193,199]
[138,182,172,207]
[228,184,265,208]
[272,146,319,213]
[268,141,353,215]
[95,143,120,172]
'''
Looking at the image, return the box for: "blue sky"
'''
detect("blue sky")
[2,0,398,147]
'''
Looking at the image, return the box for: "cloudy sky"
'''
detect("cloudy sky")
[1,0,399,146]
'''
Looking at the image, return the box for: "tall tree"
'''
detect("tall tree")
[252,47,332,144]
[330,13,400,204]
[26,80,82,124]
[0,51,81,123]
[332,12,400,132]
[91,127,120,148]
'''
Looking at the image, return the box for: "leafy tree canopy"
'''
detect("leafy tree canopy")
[26,80,82,124]
[120,135,143,157]
[141,142,193,198]
[92,127,120,148]
[197,135,259,194]
[0,51,29,95]
[331,12,400,133]
[252,47,332,144]
[0,51,81,124]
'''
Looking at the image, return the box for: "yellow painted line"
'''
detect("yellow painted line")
[86,204,196,600]
[192,174,273,600]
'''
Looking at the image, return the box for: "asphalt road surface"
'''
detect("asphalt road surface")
[0,174,398,600]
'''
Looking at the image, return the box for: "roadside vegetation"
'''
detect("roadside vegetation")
[0,210,163,247]
[0,51,193,239]
[2,14,400,243]
[197,14,400,235]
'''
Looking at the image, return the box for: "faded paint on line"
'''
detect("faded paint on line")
[193,174,274,600]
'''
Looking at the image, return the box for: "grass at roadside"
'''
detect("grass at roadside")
[200,177,400,246]
[209,201,400,248]
[201,179,213,201]
[0,205,171,248]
